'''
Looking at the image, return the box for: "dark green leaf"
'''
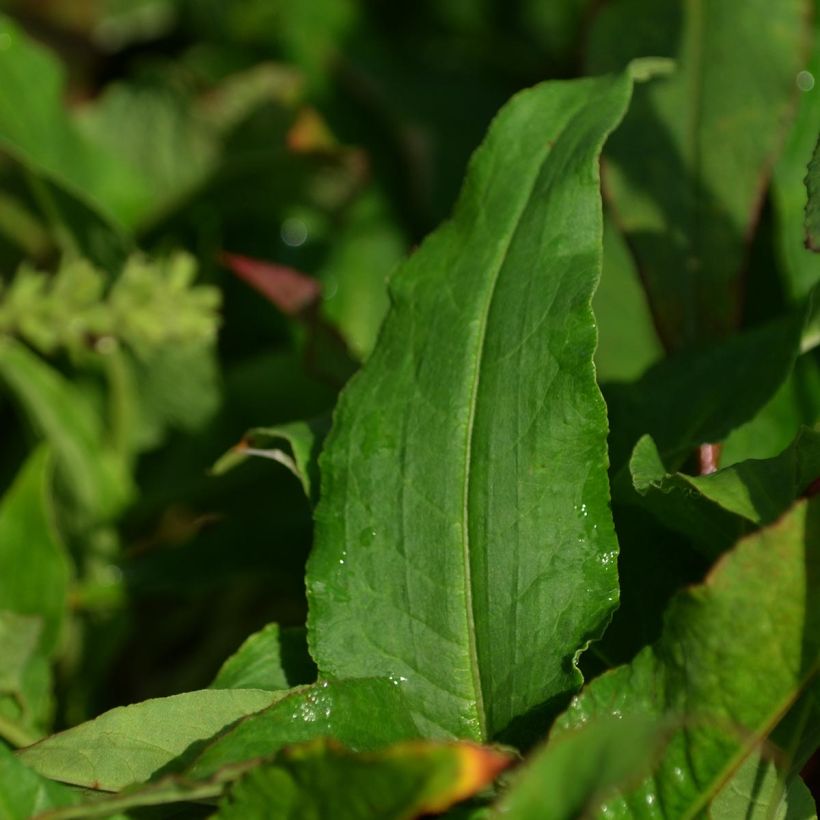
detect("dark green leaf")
[606,310,808,472]
[629,428,820,558]
[308,68,642,742]
[588,0,808,348]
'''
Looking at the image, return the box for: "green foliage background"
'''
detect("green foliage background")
[0,0,818,817]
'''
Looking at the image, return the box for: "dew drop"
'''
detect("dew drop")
[798,70,815,92]
[359,527,376,546]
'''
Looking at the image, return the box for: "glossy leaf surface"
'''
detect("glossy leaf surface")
[554,499,820,817]
[589,0,807,348]
[188,678,421,779]
[308,69,638,742]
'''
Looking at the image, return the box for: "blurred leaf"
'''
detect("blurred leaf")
[0,449,69,652]
[519,0,591,67]
[0,338,133,520]
[318,190,406,360]
[212,417,329,503]
[0,612,50,747]
[211,624,316,691]
[131,344,222,450]
[712,754,818,819]
[491,715,666,819]
[18,689,281,791]
[216,738,511,820]
[0,14,142,260]
[308,69,639,743]
[593,215,662,381]
[588,0,808,348]
[76,82,218,230]
[221,253,321,316]
[0,744,78,820]
[187,678,421,779]
[554,498,820,816]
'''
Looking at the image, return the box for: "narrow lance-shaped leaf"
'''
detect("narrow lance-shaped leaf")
[307,67,645,742]
[588,0,808,349]
[18,689,280,791]
[553,498,820,817]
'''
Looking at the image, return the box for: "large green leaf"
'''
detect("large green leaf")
[307,68,642,742]
[491,715,666,819]
[0,744,77,820]
[588,0,808,349]
[0,449,69,653]
[187,678,421,779]
[216,739,510,820]
[18,689,279,791]
[553,498,820,817]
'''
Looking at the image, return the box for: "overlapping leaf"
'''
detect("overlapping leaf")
[589,0,808,348]
[216,739,510,820]
[308,67,643,742]
[553,498,820,817]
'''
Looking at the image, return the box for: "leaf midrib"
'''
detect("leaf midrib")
[459,108,578,740]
